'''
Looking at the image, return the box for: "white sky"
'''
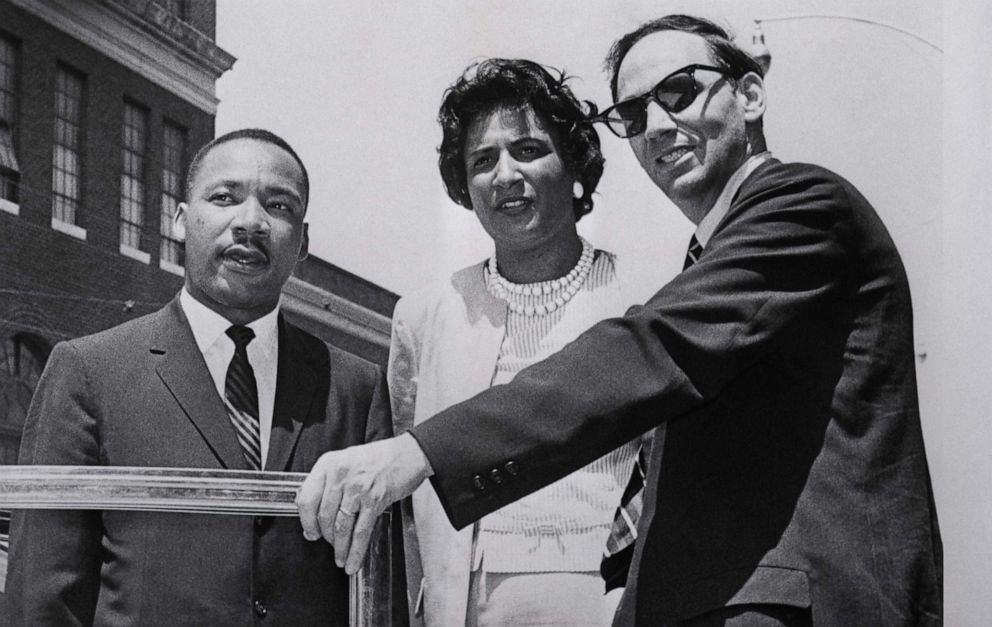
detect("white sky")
[214,1,992,621]
[214,0,940,297]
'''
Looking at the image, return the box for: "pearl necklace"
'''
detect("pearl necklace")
[486,238,595,317]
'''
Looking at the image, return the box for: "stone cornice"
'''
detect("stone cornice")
[102,0,236,76]
[10,0,236,114]
[281,277,392,350]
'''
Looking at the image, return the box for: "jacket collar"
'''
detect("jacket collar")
[695,151,773,248]
[151,297,319,471]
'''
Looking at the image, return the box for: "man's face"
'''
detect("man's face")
[174,138,309,324]
[616,31,751,223]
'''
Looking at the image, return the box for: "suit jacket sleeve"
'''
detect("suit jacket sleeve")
[412,165,855,529]
[6,342,104,626]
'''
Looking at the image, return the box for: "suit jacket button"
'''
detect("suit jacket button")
[503,461,519,476]
[471,475,486,492]
[254,600,268,617]
[488,469,503,485]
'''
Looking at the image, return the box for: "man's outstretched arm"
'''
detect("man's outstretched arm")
[297,166,851,572]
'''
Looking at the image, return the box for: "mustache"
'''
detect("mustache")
[223,235,270,262]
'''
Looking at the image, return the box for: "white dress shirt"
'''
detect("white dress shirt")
[179,289,279,468]
[694,151,773,247]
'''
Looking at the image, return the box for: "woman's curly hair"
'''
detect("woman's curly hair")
[437,58,604,221]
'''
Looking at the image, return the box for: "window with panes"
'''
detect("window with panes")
[160,121,187,267]
[0,34,20,205]
[120,101,148,250]
[52,65,85,225]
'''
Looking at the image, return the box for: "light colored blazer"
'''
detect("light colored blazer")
[388,251,654,627]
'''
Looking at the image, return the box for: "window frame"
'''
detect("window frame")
[51,63,87,238]
[119,99,150,260]
[0,32,21,210]
[159,119,187,274]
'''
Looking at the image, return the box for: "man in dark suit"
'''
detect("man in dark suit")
[296,16,942,626]
[6,128,390,625]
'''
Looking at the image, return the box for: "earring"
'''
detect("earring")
[572,181,584,199]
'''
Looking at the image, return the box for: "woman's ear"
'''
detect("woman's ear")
[736,72,767,123]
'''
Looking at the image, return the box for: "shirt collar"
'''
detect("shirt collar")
[694,151,772,247]
[179,289,279,358]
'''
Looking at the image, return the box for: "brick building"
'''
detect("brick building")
[0,0,398,606]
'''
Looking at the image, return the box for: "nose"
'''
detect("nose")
[492,151,522,189]
[231,196,270,237]
[642,100,678,141]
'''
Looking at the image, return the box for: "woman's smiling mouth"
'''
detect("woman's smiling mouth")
[495,196,532,213]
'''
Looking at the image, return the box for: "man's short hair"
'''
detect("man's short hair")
[184,128,310,210]
[604,15,765,101]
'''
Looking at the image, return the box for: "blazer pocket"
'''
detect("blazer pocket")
[675,565,811,621]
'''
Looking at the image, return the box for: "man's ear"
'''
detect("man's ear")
[737,72,766,123]
[298,223,309,261]
[173,203,188,242]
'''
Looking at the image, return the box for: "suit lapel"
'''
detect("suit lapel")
[153,298,250,470]
[266,318,317,472]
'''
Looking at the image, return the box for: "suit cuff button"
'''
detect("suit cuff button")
[471,475,486,492]
[254,600,268,617]
[488,469,503,485]
[503,461,519,476]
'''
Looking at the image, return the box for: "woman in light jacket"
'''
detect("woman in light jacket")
[389,58,650,627]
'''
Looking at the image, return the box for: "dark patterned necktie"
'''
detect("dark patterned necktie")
[601,234,703,590]
[601,445,649,590]
[683,234,703,270]
[224,325,261,470]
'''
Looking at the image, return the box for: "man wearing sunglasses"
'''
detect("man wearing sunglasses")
[297,14,942,626]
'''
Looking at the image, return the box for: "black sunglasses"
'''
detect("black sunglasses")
[597,64,732,138]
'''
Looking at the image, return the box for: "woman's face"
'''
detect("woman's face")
[463,105,576,253]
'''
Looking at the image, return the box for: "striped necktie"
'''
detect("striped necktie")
[224,325,262,470]
[601,234,703,590]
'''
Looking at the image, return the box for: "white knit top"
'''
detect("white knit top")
[473,251,639,573]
